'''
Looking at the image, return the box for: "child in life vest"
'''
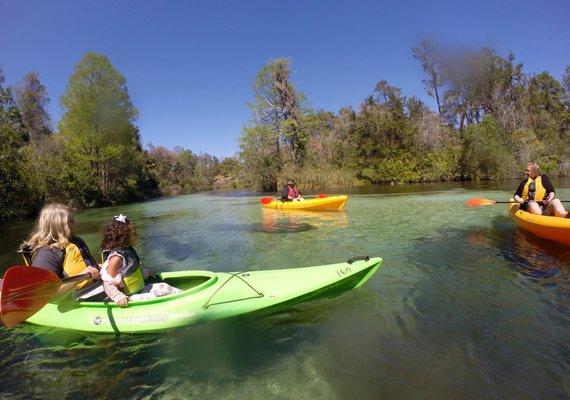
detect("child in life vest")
[100,214,180,307]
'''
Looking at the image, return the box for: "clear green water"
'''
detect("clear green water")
[0,180,568,399]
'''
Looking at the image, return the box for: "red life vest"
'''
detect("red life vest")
[288,187,300,198]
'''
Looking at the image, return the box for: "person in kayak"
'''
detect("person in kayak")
[281,179,304,201]
[100,214,180,307]
[20,204,100,293]
[513,162,569,217]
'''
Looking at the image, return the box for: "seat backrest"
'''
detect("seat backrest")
[17,243,34,266]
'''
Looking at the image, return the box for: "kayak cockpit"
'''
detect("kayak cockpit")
[71,271,218,307]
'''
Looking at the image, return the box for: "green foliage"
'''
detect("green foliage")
[0,70,39,222]
[2,44,570,222]
[56,53,156,206]
[147,145,219,195]
[14,71,51,143]
[461,117,516,179]
[239,125,281,191]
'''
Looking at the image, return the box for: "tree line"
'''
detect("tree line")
[239,41,570,191]
[1,42,569,222]
[0,53,235,222]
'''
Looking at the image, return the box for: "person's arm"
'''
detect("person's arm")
[105,255,128,307]
[514,180,526,204]
[541,175,556,203]
[103,284,128,307]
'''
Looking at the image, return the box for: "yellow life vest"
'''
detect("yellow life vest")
[102,247,145,295]
[19,237,95,289]
[521,176,546,201]
[62,242,93,289]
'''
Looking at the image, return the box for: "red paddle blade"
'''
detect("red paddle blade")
[1,266,60,328]
[316,193,328,199]
[260,197,275,204]
[466,197,496,207]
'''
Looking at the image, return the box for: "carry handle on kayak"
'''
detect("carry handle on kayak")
[347,255,370,264]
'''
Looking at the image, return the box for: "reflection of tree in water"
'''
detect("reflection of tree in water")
[490,215,570,277]
[261,210,348,233]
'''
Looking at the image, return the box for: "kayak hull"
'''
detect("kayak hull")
[261,195,348,211]
[25,257,381,333]
[508,203,570,246]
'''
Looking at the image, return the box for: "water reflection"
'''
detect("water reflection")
[261,209,349,233]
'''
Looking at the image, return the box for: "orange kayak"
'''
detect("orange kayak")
[508,202,570,246]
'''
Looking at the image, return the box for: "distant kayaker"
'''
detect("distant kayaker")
[281,179,304,201]
[513,162,569,218]
[21,204,100,286]
[100,214,180,307]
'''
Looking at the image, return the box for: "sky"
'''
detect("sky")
[1,0,569,157]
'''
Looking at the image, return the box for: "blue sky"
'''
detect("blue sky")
[1,0,568,157]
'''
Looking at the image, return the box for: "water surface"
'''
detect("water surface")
[0,180,568,399]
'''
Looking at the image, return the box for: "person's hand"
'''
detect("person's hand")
[85,266,100,280]
[542,199,550,207]
[116,297,128,308]
[516,197,524,204]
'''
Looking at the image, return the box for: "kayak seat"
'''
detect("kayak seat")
[75,282,106,301]
[75,275,170,302]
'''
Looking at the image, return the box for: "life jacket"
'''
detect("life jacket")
[521,176,547,201]
[288,186,300,199]
[102,247,145,295]
[20,237,96,289]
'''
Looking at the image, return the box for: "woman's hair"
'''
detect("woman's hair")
[26,204,74,253]
[527,162,540,178]
[101,217,135,250]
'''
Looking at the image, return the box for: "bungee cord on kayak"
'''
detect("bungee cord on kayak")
[202,271,264,309]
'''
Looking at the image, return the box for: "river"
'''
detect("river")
[0,180,568,399]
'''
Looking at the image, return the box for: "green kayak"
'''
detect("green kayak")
[26,257,381,333]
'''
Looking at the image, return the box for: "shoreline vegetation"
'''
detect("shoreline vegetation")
[1,40,569,222]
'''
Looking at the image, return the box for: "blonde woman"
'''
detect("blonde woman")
[24,204,100,281]
[514,162,569,217]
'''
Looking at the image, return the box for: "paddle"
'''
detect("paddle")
[0,266,91,328]
[466,197,570,207]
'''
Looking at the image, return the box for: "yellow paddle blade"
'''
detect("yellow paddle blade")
[466,197,496,207]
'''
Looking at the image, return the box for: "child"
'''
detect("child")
[100,214,180,307]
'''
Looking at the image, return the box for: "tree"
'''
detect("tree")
[239,125,281,191]
[562,65,570,107]
[413,39,444,115]
[460,116,516,179]
[0,69,38,221]
[249,58,307,165]
[14,71,51,143]
[57,53,156,205]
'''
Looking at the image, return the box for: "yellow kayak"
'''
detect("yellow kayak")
[260,195,348,211]
[508,202,570,246]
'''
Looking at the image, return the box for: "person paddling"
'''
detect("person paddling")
[513,162,569,218]
[281,179,304,201]
[19,203,101,296]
